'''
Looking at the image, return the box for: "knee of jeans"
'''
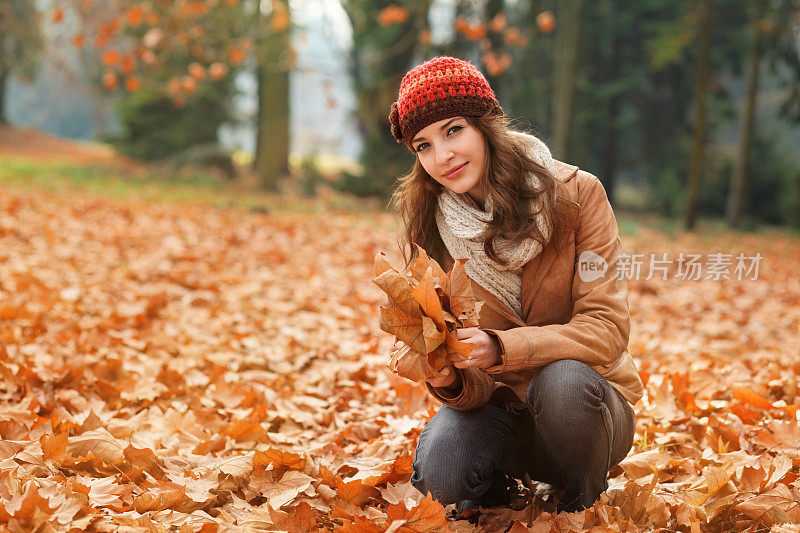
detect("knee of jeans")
[526,359,603,417]
[411,438,493,505]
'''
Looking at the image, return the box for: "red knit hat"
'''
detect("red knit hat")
[389,56,503,146]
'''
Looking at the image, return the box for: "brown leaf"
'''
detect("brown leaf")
[379,305,426,355]
[389,344,435,383]
[373,268,421,317]
[134,486,187,513]
[67,429,125,464]
[409,244,448,287]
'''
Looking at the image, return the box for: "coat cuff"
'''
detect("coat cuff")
[424,367,494,411]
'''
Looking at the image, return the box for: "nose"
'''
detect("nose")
[434,144,453,167]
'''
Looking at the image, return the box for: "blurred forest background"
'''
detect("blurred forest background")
[3,0,800,230]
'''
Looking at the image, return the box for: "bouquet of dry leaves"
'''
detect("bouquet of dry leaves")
[372,245,484,382]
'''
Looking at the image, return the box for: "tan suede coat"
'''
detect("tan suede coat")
[425,161,644,411]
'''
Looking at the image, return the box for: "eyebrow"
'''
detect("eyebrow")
[411,118,462,145]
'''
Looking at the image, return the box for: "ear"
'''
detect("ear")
[389,102,403,142]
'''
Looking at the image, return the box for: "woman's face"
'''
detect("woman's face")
[411,116,488,205]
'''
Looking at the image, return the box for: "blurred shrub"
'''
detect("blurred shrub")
[297,156,324,198]
[103,86,230,161]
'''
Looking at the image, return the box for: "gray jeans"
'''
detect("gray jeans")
[410,359,636,510]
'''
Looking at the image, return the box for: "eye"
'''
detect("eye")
[414,142,429,153]
[447,125,463,135]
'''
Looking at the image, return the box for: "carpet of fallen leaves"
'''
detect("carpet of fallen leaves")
[1,181,799,532]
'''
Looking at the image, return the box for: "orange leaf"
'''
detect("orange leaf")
[444,328,475,358]
[120,56,136,76]
[189,62,206,80]
[53,8,64,23]
[125,76,140,92]
[254,448,306,471]
[386,492,450,530]
[126,5,145,27]
[102,72,118,91]
[228,46,245,65]
[411,267,445,328]
[209,62,228,80]
[336,479,381,507]
[40,432,68,460]
[378,5,409,27]
[732,387,773,410]
[536,11,556,34]
[102,50,121,66]
[134,487,187,513]
[270,1,290,31]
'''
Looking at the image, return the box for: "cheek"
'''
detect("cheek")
[418,155,435,176]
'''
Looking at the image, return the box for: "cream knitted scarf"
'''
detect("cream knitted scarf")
[435,132,556,317]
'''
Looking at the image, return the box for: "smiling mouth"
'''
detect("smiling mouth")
[443,162,467,178]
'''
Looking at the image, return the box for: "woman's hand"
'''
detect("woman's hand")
[451,327,501,369]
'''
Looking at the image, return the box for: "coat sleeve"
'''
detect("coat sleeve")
[481,174,631,374]
[424,366,496,411]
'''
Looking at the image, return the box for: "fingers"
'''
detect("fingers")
[456,327,479,340]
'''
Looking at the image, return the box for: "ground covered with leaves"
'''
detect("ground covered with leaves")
[1,176,799,532]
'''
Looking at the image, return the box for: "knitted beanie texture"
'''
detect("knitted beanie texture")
[389,56,503,145]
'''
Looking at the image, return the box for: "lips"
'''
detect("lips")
[443,162,467,179]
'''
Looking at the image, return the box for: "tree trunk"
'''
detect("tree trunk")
[602,94,620,206]
[551,0,584,160]
[685,0,712,231]
[0,71,7,125]
[601,1,621,206]
[253,21,291,190]
[726,0,764,228]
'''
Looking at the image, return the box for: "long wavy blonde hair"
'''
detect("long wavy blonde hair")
[390,113,569,270]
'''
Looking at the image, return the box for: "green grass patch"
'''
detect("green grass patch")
[0,155,384,215]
